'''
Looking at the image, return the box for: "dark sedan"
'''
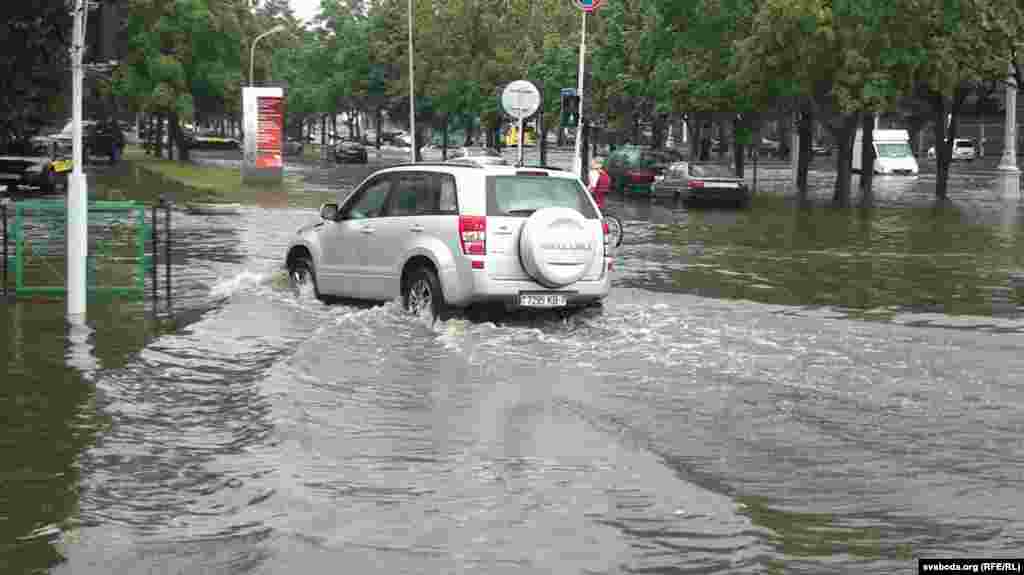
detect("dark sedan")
[652,161,751,207]
[333,138,368,163]
[0,138,71,195]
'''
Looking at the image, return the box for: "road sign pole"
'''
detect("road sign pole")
[573,10,587,177]
[518,116,525,166]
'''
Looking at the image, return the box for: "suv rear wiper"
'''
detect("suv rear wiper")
[506,209,537,216]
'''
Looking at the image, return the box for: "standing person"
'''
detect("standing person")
[588,156,610,210]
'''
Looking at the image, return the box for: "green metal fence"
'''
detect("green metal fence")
[4,200,150,298]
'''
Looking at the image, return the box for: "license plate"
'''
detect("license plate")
[519,293,567,307]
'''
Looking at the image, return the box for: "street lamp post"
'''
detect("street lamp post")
[408,0,416,163]
[250,24,287,87]
[67,0,88,317]
[998,64,1019,174]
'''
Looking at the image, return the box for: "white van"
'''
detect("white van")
[853,129,919,176]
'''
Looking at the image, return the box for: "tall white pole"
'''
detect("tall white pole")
[517,116,525,166]
[408,0,416,163]
[998,63,1019,173]
[572,11,587,177]
[67,0,88,317]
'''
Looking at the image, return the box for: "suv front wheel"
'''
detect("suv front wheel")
[289,257,324,302]
[403,266,447,323]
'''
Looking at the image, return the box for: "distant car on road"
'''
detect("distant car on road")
[0,137,72,195]
[333,138,368,163]
[50,119,124,163]
[283,136,305,157]
[652,161,751,207]
[927,138,978,161]
[605,145,660,194]
[450,146,503,161]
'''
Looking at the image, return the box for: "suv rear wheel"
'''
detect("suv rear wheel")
[403,266,447,323]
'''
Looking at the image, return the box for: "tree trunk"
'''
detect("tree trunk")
[832,113,860,207]
[859,113,875,206]
[581,123,591,186]
[414,124,424,162]
[797,104,813,201]
[321,115,327,160]
[171,111,189,162]
[374,108,382,149]
[155,114,165,159]
[778,113,792,160]
[441,115,449,160]
[539,107,547,166]
[932,94,950,201]
[652,114,666,149]
[733,119,745,178]
[688,116,703,160]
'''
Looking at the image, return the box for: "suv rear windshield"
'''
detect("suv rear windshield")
[955,140,975,148]
[486,175,598,219]
[688,164,735,178]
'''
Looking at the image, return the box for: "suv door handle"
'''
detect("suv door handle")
[359,226,375,234]
[409,224,425,232]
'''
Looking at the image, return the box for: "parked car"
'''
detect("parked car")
[0,137,72,195]
[811,142,833,156]
[283,137,305,157]
[449,146,505,164]
[188,132,241,150]
[927,138,978,161]
[284,162,613,321]
[652,161,751,207]
[605,145,661,194]
[333,138,368,163]
[50,119,124,163]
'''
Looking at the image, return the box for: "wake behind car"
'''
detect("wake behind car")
[284,162,613,321]
[0,137,72,195]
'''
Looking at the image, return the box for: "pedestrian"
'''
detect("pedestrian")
[588,156,610,210]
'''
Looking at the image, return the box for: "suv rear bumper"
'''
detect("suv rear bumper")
[442,259,612,308]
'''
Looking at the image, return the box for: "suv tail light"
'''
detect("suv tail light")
[459,215,486,255]
[688,179,705,189]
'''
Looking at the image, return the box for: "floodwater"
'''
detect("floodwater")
[1,156,1022,574]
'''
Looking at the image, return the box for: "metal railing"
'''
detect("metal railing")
[2,198,172,302]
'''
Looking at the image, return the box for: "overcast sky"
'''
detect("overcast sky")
[290,0,319,24]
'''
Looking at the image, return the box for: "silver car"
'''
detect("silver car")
[653,161,751,207]
[284,163,613,320]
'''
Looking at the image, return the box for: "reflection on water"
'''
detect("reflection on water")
[608,176,1023,319]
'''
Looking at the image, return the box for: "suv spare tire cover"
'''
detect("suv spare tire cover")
[519,207,597,288]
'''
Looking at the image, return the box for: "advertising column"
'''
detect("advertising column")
[242,86,284,184]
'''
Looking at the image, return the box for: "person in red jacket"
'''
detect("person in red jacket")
[588,156,610,210]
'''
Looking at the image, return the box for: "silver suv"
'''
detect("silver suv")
[284,162,613,320]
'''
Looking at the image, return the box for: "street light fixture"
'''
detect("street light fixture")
[250,24,287,87]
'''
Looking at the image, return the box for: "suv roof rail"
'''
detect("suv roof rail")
[390,161,483,169]
[519,164,572,173]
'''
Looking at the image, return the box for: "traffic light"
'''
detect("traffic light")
[560,88,579,128]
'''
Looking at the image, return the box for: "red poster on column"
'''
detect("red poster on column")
[256,96,283,168]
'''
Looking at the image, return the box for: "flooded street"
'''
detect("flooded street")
[2,155,1023,574]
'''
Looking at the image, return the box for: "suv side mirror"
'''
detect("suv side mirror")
[319,202,340,221]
